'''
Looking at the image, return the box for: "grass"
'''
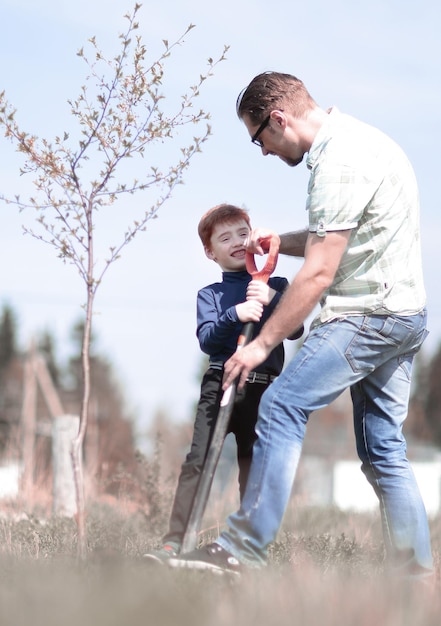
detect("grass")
[0,500,439,626]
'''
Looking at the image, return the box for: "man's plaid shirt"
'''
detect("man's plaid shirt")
[305,107,425,327]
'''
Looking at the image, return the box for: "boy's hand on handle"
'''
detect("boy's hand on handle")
[236,300,264,323]
[246,280,276,305]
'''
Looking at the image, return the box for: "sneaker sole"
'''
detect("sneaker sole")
[168,557,240,578]
[143,554,172,565]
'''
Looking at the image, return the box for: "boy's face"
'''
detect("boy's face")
[205,218,250,272]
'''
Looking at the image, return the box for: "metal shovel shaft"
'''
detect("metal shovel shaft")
[181,322,253,554]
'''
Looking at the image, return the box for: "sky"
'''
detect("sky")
[1,0,440,446]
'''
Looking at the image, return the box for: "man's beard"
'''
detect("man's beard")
[281,154,304,167]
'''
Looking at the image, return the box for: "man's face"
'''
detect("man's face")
[244,112,305,168]
[205,219,250,272]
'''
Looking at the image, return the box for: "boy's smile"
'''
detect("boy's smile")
[205,218,250,272]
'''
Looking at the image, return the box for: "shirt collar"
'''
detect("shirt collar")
[306,106,339,170]
[222,270,249,282]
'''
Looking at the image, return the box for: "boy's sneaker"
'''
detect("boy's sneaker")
[168,543,242,577]
[143,542,180,564]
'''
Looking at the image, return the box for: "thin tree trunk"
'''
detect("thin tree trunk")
[71,204,95,559]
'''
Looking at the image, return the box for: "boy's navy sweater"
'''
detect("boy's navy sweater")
[197,270,288,376]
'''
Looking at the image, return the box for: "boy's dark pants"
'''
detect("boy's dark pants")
[163,367,271,546]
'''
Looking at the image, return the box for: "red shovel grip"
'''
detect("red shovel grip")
[245,233,280,283]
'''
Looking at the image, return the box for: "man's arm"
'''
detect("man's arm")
[279,229,309,257]
[246,228,309,258]
[223,229,352,389]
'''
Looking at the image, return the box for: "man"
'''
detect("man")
[168,72,433,580]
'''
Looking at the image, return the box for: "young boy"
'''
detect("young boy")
[144,203,302,562]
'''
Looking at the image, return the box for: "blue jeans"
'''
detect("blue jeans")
[217,311,433,577]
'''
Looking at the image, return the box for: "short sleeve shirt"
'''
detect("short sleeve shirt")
[305,108,425,325]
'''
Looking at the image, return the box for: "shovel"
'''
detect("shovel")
[181,234,280,553]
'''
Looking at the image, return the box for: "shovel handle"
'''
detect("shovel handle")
[245,233,280,283]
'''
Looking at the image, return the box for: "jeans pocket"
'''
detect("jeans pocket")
[345,327,383,374]
[344,315,424,374]
[368,315,414,346]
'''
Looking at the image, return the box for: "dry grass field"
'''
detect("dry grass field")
[0,501,439,626]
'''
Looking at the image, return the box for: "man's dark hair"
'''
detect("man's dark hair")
[236,71,317,124]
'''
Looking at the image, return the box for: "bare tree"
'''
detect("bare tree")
[0,3,228,557]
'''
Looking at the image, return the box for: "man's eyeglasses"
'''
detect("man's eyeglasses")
[251,115,270,147]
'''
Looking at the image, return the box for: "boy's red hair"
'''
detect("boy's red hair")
[198,204,251,249]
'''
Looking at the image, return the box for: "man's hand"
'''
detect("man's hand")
[236,300,264,323]
[245,228,280,256]
[223,338,270,390]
